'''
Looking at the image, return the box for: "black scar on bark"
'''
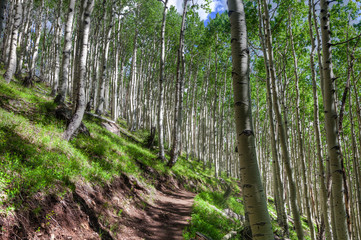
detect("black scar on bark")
[240,130,254,136]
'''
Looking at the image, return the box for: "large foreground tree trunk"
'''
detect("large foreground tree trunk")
[319,0,349,239]
[63,0,94,141]
[228,0,274,239]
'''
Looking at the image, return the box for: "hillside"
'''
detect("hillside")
[0,74,253,239]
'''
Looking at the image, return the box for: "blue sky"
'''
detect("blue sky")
[169,0,227,21]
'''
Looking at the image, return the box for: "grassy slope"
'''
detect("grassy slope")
[0,74,312,239]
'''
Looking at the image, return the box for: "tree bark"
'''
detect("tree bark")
[0,0,6,37]
[63,0,94,141]
[257,1,288,236]
[319,0,349,239]
[15,0,32,76]
[228,0,274,239]
[308,1,332,239]
[29,0,44,79]
[168,0,188,167]
[3,0,22,83]
[95,3,113,115]
[157,0,168,161]
[51,0,63,96]
[261,0,304,238]
[288,10,315,240]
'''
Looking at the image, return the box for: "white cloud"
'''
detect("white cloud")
[168,0,227,21]
[168,0,183,13]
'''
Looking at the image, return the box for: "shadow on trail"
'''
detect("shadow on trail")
[72,191,114,240]
[134,190,195,240]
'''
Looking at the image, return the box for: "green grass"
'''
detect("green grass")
[0,75,235,215]
[183,191,243,240]
[0,74,314,239]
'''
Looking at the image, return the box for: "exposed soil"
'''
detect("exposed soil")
[120,189,195,240]
[0,174,196,240]
[0,102,197,240]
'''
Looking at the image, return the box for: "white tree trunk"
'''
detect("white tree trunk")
[63,0,94,141]
[228,0,273,239]
[319,0,349,239]
[51,0,63,96]
[95,5,113,115]
[158,0,168,161]
[3,0,22,83]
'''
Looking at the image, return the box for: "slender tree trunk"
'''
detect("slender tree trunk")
[0,0,6,36]
[16,0,32,76]
[261,0,303,238]
[352,71,361,240]
[2,2,13,64]
[308,1,331,239]
[51,0,63,96]
[95,4,113,115]
[55,0,77,104]
[257,1,288,235]
[29,0,44,79]
[288,10,315,240]
[127,29,138,129]
[349,83,361,240]
[228,0,273,239]
[319,1,349,239]
[158,0,168,161]
[168,0,188,167]
[3,0,22,83]
[63,0,94,141]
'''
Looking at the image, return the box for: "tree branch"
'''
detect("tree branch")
[331,33,361,46]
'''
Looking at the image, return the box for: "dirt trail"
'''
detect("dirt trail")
[122,189,196,240]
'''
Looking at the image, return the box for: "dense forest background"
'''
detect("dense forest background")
[1,0,361,239]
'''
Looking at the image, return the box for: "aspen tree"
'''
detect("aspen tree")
[63,0,94,141]
[51,0,63,96]
[228,0,273,239]
[29,0,44,79]
[308,0,332,238]
[261,0,304,238]
[288,10,315,240]
[168,0,188,167]
[2,1,13,64]
[0,0,6,36]
[319,0,349,238]
[111,19,123,121]
[16,0,32,76]
[157,0,168,161]
[352,71,361,240]
[257,1,288,235]
[96,2,114,115]
[3,0,22,83]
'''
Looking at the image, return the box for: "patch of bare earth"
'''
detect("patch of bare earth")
[120,189,195,240]
[0,174,195,240]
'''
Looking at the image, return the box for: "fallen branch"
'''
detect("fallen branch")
[85,112,142,143]
[207,204,244,223]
